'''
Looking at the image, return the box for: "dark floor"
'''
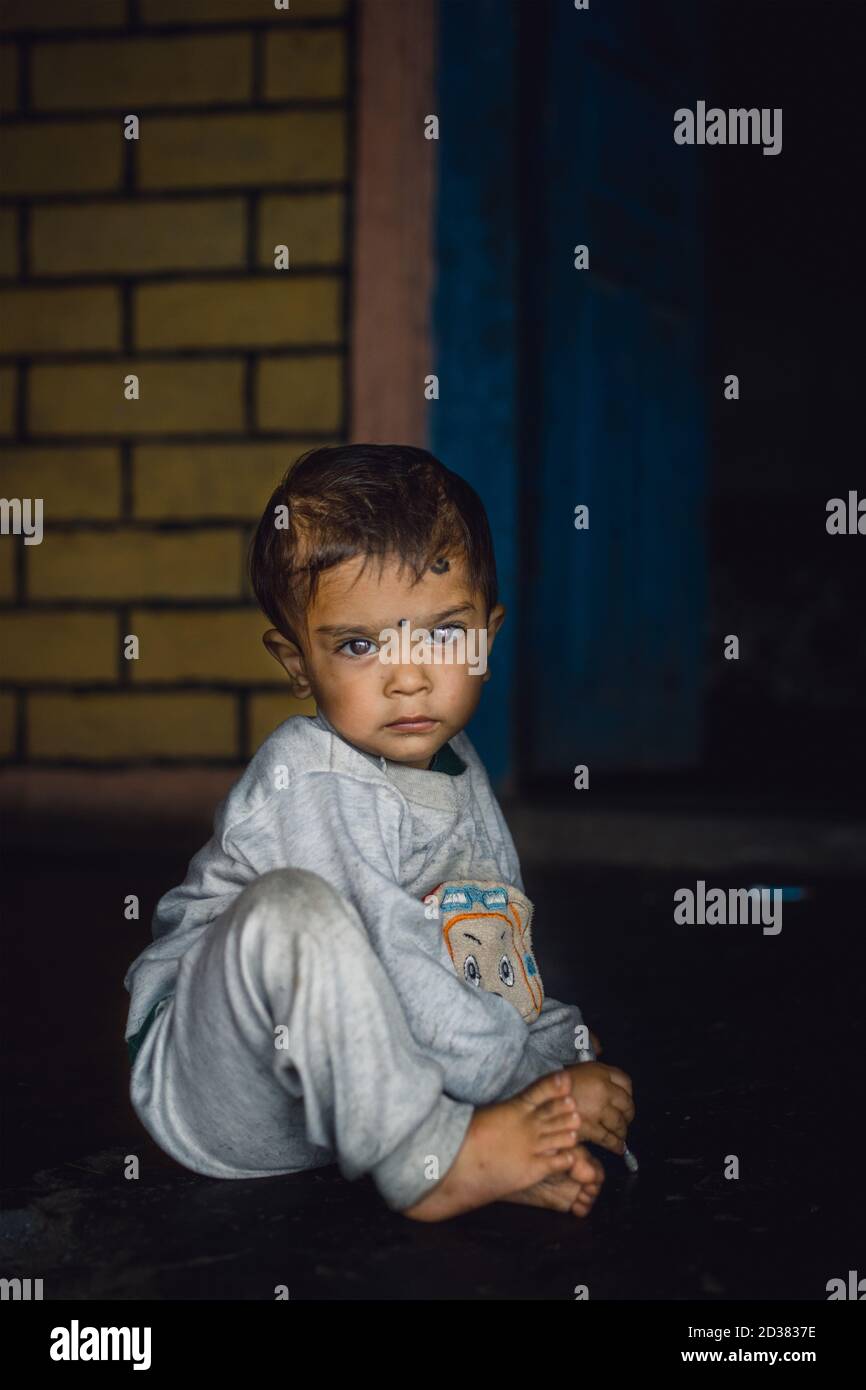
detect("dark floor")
[2,837,865,1300]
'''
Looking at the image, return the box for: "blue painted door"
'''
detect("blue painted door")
[525,2,706,778]
[431,0,521,789]
[433,0,706,786]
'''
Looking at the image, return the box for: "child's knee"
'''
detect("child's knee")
[232,867,360,951]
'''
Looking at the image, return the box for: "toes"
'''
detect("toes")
[550,1151,575,1172]
[523,1070,569,1109]
[536,1124,579,1153]
[572,1185,602,1216]
[568,1145,605,1185]
[535,1149,575,1179]
[539,1149,579,1169]
[536,1097,578,1123]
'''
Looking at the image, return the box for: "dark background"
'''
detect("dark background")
[1,0,864,1303]
[704,0,863,807]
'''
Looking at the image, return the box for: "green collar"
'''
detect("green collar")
[427,741,467,776]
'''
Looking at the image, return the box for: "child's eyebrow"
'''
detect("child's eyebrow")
[315,603,476,638]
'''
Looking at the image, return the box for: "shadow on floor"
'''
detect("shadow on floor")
[2,842,864,1299]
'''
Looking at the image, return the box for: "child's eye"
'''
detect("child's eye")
[431,624,463,644]
[337,637,377,657]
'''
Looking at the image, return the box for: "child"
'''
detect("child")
[124,444,635,1221]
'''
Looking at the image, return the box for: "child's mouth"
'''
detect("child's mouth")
[384,717,439,733]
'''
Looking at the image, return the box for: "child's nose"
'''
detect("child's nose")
[384,661,433,694]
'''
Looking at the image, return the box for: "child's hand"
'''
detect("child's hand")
[588,1028,603,1056]
[564,1062,634,1156]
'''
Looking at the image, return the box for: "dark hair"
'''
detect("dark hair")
[248,443,498,644]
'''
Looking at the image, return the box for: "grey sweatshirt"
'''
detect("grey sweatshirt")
[124,710,585,1105]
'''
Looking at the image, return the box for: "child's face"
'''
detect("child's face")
[265,551,505,769]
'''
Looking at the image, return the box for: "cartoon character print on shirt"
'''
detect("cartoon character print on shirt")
[426,880,544,1023]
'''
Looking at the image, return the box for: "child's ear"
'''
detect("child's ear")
[262,629,313,700]
[486,603,506,649]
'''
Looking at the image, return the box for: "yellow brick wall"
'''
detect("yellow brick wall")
[0,0,347,763]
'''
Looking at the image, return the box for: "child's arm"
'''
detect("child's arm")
[226,770,556,1108]
[525,994,587,1069]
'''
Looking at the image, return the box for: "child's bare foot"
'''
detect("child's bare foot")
[403,1071,580,1223]
[502,1143,604,1218]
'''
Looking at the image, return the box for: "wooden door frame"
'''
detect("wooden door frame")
[349,0,438,446]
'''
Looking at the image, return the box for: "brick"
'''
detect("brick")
[133,441,333,519]
[31,199,246,276]
[129,608,286,683]
[0,611,117,680]
[33,34,252,111]
[0,122,121,195]
[142,0,346,21]
[259,192,345,266]
[265,28,346,101]
[28,528,244,600]
[249,691,316,754]
[0,1,124,30]
[0,447,121,519]
[136,277,342,350]
[0,540,14,599]
[0,692,15,756]
[0,207,18,276]
[29,360,244,436]
[0,367,16,435]
[0,44,17,113]
[28,691,237,760]
[257,355,342,432]
[0,286,119,354]
[139,111,346,190]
